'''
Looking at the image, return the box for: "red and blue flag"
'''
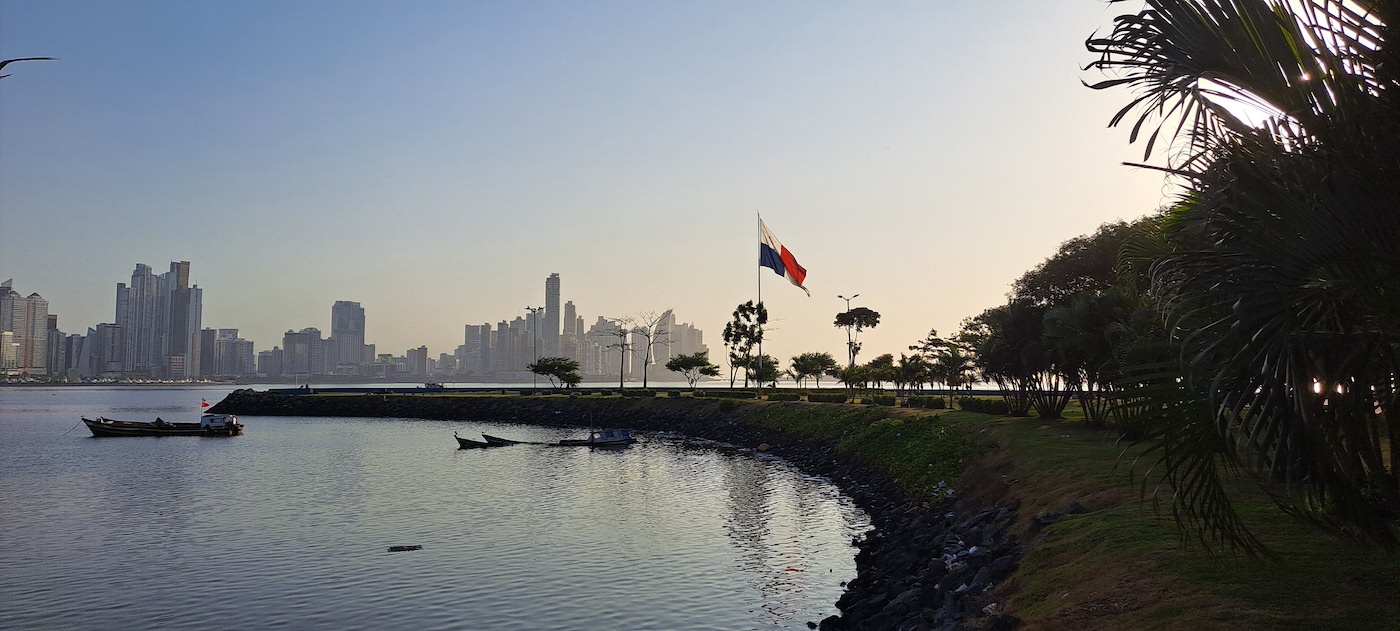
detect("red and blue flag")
[759,220,809,296]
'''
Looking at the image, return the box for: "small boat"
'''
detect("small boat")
[82,414,243,437]
[556,428,637,447]
[454,432,494,449]
[481,433,525,446]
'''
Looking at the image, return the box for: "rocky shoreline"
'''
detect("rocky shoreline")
[212,390,1024,631]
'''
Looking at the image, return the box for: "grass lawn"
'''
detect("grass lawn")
[940,407,1400,631]
[728,396,1398,629]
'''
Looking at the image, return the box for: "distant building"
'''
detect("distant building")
[88,324,123,376]
[258,347,283,377]
[330,300,368,374]
[114,262,202,378]
[1,280,50,375]
[543,273,561,357]
[406,346,429,377]
[212,329,254,377]
[282,328,327,375]
[199,328,219,376]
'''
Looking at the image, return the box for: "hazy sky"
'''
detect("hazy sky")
[1,1,1167,365]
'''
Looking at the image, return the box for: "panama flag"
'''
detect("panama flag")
[759,219,810,296]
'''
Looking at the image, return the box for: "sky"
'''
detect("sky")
[1,0,1170,366]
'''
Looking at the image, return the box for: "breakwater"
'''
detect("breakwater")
[212,390,1025,631]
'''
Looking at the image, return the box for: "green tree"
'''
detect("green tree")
[963,304,1038,416]
[745,354,782,389]
[789,352,838,388]
[893,353,929,396]
[723,301,767,388]
[1012,220,1142,307]
[527,357,582,391]
[864,353,895,393]
[665,351,720,390]
[834,306,881,367]
[1089,0,1400,550]
[834,364,868,395]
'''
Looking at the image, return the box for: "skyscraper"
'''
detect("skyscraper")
[282,328,327,376]
[114,262,202,378]
[543,273,561,357]
[0,280,49,375]
[166,261,197,379]
[563,301,577,336]
[330,300,367,373]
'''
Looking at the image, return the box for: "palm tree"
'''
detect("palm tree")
[1089,0,1399,550]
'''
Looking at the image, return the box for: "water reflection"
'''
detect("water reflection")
[1,388,868,631]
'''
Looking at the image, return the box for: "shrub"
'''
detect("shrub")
[766,392,802,402]
[907,396,948,409]
[706,390,757,399]
[808,393,849,403]
[959,396,1010,415]
[622,389,657,398]
[872,395,897,406]
[518,389,534,396]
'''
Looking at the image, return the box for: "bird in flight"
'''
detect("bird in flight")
[0,57,57,79]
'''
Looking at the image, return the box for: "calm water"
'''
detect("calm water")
[0,387,868,630]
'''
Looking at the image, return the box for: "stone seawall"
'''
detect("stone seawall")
[212,390,1023,631]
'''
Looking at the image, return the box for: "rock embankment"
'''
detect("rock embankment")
[213,390,1024,630]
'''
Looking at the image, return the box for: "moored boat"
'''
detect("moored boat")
[454,432,492,449]
[481,433,525,446]
[556,428,636,447]
[82,414,243,437]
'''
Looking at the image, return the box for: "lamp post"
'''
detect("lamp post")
[525,306,543,392]
[837,294,860,367]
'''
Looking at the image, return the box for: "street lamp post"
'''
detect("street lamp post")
[525,306,543,392]
[837,294,860,367]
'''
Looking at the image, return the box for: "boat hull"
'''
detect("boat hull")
[82,417,243,437]
[555,429,637,447]
[481,434,524,446]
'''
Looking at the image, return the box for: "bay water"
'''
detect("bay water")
[0,387,868,630]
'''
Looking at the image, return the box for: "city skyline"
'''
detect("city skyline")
[5,265,715,380]
[1,2,1167,366]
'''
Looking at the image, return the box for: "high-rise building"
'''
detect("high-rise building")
[282,328,327,375]
[165,261,201,379]
[330,300,367,374]
[114,262,202,378]
[46,315,66,377]
[563,301,577,336]
[258,347,283,377]
[543,273,561,357]
[406,346,429,377]
[89,324,123,376]
[199,328,219,376]
[1,280,50,375]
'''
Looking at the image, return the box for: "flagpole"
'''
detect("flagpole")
[756,211,763,390]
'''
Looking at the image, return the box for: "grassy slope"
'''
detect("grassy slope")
[731,399,1398,630]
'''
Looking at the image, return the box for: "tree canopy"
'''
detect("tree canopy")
[1086,0,1400,551]
[527,357,581,390]
[790,352,839,388]
[834,306,881,367]
[723,301,767,388]
[665,351,720,389]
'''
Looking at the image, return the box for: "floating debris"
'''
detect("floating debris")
[387,545,422,553]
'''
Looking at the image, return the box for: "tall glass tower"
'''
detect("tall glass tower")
[543,273,561,357]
